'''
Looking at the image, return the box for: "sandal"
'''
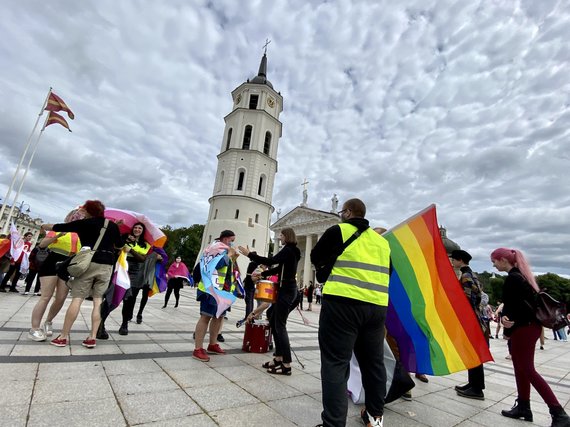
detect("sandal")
[262,358,281,369]
[267,364,291,376]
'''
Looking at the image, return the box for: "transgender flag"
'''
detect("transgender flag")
[200,241,237,318]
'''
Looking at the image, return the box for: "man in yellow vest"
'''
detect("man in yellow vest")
[311,198,390,427]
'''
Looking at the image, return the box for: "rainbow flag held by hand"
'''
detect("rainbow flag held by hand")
[148,247,168,297]
[385,205,493,376]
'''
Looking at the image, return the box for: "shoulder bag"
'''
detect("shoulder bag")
[67,219,109,277]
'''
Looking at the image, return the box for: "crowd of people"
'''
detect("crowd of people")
[1,196,569,427]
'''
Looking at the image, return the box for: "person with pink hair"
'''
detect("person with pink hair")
[491,248,569,427]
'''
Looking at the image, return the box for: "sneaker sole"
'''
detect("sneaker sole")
[50,342,67,347]
[206,350,226,354]
[192,355,210,362]
[28,334,46,342]
[456,391,485,400]
[82,343,96,348]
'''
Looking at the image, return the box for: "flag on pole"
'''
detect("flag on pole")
[45,111,72,132]
[9,223,25,261]
[384,204,493,376]
[45,92,75,119]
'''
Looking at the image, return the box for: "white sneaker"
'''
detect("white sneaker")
[44,321,53,337]
[23,292,29,295]
[28,329,47,342]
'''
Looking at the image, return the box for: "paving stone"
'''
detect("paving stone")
[10,343,71,356]
[185,381,259,412]
[27,397,125,427]
[32,376,114,404]
[167,366,229,388]
[118,389,202,425]
[238,374,304,402]
[118,343,166,354]
[37,361,105,380]
[0,380,34,406]
[109,371,179,395]
[0,362,37,380]
[267,394,323,427]
[212,402,297,427]
[137,413,218,427]
[0,403,28,427]
[103,358,161,376]
[154,356,203,371]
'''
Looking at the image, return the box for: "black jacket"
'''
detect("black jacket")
[502,267,538,331]
[248,243,301,292]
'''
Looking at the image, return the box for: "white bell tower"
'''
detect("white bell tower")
[199,52,283,271]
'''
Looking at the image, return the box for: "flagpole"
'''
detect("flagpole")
[3,114,50,233]
[0,87,52,233]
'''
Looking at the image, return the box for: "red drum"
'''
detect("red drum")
[255,280,278,303]
[242,321,272,353]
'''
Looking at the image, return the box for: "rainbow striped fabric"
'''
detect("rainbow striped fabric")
[384,205,493,375]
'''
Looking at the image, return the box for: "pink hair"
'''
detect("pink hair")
[490,247,539,292]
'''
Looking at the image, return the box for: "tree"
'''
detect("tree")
[536,273,570,306]
[160,224,204,267]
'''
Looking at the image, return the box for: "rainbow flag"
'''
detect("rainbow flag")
[148,247,168,297]
[200,241,237,318]
[111,250,131,308]
[385,204,493,376]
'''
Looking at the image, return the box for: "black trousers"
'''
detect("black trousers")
[319,297,387,427]
[164,278,183,307]
[1,263,22,289]
[268,287,297,364]
[122,286,149,323]
[244,286,255,318]
[24,270,41,293]
[467,364,485,392]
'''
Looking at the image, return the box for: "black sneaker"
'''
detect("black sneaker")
[454,383,470,392]
[457,387,484,400]
[217,334,225,342]
[118,324,128,335]
[96,326,109,340]
[136,315,142,324]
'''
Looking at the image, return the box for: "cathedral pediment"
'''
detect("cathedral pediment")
[271,206,339,235]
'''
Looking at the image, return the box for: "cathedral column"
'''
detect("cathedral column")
[303,234,313,286]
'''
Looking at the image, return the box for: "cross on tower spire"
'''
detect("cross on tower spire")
[263,38,271,55]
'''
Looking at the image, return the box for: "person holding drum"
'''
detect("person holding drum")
[238,227,301,376]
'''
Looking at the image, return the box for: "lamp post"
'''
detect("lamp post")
[16,201,31,225]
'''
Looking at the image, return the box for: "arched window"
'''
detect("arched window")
[255,214,259,223]
[252,239,256,248]
[214,209,218,220]
[258,174,267,196]
[235,209,240,219]
[237,170,245,191]
[263,131,271,155]
[225,128,233,151]
[217,171,224,192]
[242,125,252,150]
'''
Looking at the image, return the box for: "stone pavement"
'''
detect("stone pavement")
[1,283,569,427]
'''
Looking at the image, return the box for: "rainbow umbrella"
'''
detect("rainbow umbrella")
[104,208,167,248]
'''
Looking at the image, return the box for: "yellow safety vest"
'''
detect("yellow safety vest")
[323,223,390,306]
[198,260,234,292]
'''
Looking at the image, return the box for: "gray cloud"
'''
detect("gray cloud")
[1,0,569,275]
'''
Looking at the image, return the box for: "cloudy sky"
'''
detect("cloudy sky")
[1,0,569,275]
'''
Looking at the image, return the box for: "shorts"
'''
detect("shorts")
[69,262,113,299]
[197,289,229,318]
[38,252,69,278]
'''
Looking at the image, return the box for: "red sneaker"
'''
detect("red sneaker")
[207,343,226,354]
[192,348,210,362]
[50,336,68,347]
[82,338,96,348]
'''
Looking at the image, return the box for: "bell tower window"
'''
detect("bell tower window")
[249,95,259,109]
[225,128,232,151]
[242,125,252,150]
[237,170,245,191]
[264,131,271,155]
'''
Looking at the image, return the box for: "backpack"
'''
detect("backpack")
[533,292,570,331]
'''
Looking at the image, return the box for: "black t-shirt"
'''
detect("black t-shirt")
[53,217,122,265]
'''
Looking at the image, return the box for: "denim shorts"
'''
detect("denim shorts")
[197,290,230,317]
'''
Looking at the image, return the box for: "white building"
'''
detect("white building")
[198,53,283,273]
